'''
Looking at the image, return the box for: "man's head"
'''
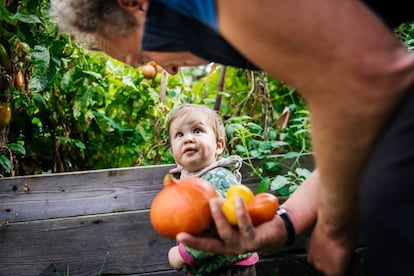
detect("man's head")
[50,0,147,67]
[49,0,257,74]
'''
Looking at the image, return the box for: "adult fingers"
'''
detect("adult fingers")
[209,197,237,241]
[176,198,236,255]
[307,222,356,276]
[176,232,227,254]
[235,196,255,241]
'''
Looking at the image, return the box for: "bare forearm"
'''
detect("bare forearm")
[217,0,414,235]
[281,169,319,235]
[258,169,320,251]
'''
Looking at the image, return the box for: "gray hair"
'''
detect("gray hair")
[49,0,137,43]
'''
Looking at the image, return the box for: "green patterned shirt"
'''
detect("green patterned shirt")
[181,165,256,275]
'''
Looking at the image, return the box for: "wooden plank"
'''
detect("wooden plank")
[0,156,316,275]
[0,209,313,276]
[0,210,185,276]
[0,155,314,223]
[0,164,175,222]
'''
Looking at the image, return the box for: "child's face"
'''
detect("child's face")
[169,112,224,173]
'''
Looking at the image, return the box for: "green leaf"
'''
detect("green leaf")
[31,117,43,128]
[94,112,133,133]
[288,184,299,195]
[32,45,50,69]
[32,92,47,107]
[264,161,282,173]
[10,13,41,24]
[0,3,14,24]
[56,136,86,149]
[257,177,271,193]
[271,141,289,148]
[283,152,302,159]
[277,185,289,196]
[249,150,261,159]
[8,143,26,155]
[246,122,263,133]
[29,45,50,92]
[0,155,11,173]
[270,175,289,191]
[295,167,312,179]
[82,70,103,81]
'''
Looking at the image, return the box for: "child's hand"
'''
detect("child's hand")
[168,246,185,271]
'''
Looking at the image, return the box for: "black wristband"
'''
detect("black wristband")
[277,208,296,246]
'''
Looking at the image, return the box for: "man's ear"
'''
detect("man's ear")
[117,0,147,12]
[216,137,225,156]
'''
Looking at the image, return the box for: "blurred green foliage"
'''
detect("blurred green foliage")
[1,1,412,195]
[0,0,312,181]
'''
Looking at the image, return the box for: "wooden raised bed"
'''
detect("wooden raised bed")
[0,155,351,276]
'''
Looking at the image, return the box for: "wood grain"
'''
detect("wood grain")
[0,156,315,275]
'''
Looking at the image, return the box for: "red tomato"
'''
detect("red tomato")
[15,70,24,89]
[247,193,279,226]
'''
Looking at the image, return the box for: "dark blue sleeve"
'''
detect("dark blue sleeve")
[153,0,218,32]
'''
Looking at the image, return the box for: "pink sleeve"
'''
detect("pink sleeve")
[234,252,259,266]
[178,242,197,265]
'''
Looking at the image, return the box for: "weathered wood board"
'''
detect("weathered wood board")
[0,211,177,275]
[0,155,315,275]
[0,164,175,222]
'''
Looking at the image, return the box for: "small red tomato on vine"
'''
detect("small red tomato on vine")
[15,70,24,89]
[149,61,163,73]
[142,63,156,79]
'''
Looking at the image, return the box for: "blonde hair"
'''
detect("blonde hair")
[49,0,137,43]
[167,103,226,146]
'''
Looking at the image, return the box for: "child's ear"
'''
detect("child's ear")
[117,0,147,12]
[216,137,225,156]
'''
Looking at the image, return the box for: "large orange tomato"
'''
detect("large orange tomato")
[150,174,218,240]
[247,193,279,226]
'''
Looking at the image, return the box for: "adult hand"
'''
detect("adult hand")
[307,215,357,276]
[176,197,286,256]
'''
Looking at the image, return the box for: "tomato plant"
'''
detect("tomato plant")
[1,0,412,181]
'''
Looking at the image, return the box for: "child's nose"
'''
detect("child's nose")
[184,134,195,143]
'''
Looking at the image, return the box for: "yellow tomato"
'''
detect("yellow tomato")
[222,195,239,225]
[0,103,12,126]
[226,184,254,205]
